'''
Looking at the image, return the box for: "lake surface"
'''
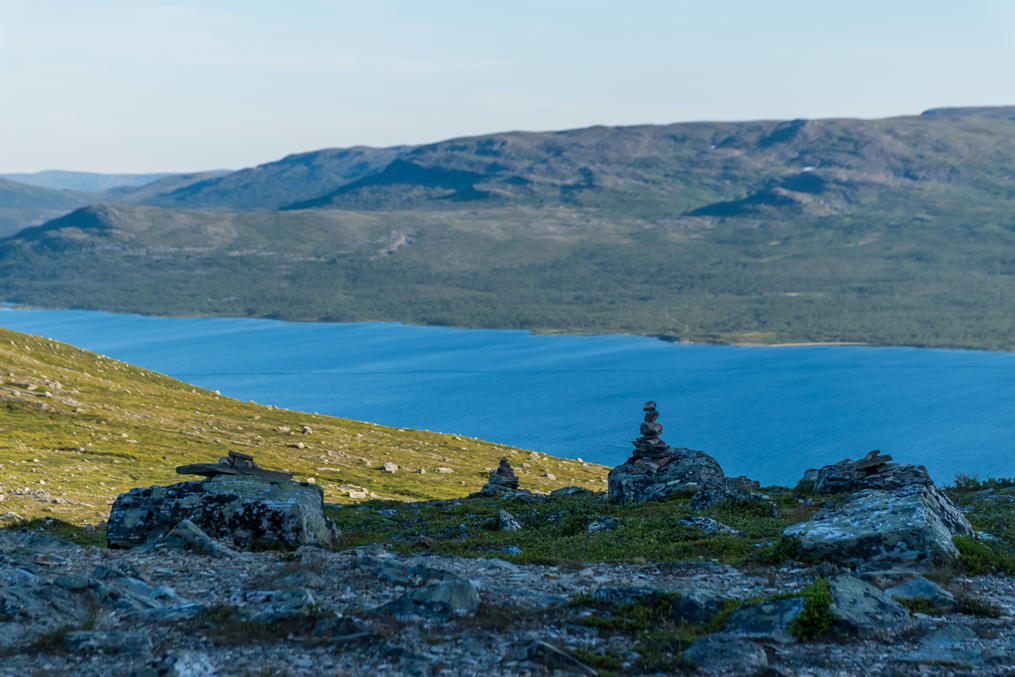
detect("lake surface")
[2,308,1013,486]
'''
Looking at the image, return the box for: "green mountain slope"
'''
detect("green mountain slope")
[0,178,93,237]
[3,107,1015,349]
[0,326,605,525]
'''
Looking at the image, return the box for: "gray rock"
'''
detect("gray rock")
[724,597,806,642]
[919,624,977,650]
[381,462,398,473]
[273,569,327,590]
[165,519,237,558]
[586,517,621,533]
[828,575,910,638]
[885,577,957,612]
[814,456,932,494]
[53,573,93,592]
[383,578,481,617]
[132,649,217,677]
[246,587,319,623]
[63,630,151,657]
[497,509,521,532]
[585,586,719,623]
[549,486,597,498]
[608,447,728,505]
[683,634,768,673]
[107,475,340,549]
[677,516,741,536]
[136,603,208,623]
[783,484,974,567]
[524,641,597,676]
[412,578,480,614]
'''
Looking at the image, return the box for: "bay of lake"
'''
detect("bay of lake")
[2,307,1013,486]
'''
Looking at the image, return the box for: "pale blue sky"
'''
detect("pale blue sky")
[2,0,1013,172]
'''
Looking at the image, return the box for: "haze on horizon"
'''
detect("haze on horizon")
[2,0,1013,174]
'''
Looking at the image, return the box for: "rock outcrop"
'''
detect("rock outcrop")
[813,450,932,494]
[608,401,730,505]
[783,483,974,568]
[107,474,340,549]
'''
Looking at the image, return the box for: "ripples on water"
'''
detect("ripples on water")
[2,308,1013,486]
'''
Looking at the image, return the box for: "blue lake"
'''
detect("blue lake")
[2,308,1014,486]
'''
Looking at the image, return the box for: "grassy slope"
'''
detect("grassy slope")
[0,326,605,525]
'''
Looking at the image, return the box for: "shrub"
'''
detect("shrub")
[790,578,832,641]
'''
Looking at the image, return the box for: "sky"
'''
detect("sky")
[1,0,1013,173]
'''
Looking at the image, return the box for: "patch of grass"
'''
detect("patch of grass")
[790,577,832,641]
[570,645,624,672]
[956,594,1003,618]
[24,607,99,655]
[0,517,106,548]
[953,536,1015,576]
[324,490,816,565]
[183,603,336,646]
[893,595,948,615]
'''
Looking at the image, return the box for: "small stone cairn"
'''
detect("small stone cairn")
[469,457,528,498]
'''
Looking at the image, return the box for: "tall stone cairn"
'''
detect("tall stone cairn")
[632,400,671,459]
[608,400,731,506]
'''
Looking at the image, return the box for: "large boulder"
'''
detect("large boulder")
[813,451,932,494]
[608,447,728,504]
[107,475,340,549]
[783,484,973,568]
[826,575,911,638]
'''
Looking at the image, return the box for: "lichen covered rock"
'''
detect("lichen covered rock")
[783,484,973,568]
[107,475,340,549]
[814,452,932,494]
[608,446,728,504]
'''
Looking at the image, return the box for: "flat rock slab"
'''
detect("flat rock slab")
[725,597,806,642]
[783,484,973,567]
[684,634,768,673]
[828,575,910,638]
[885,577,958,613]
[107,475,340,549]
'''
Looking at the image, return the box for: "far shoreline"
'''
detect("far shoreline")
[0,302,1009,355]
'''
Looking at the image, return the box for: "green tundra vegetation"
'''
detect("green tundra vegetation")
[3,107,1015,350]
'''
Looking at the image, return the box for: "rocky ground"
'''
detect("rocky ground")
[3,405,1014,675]
[2,505,1014,676]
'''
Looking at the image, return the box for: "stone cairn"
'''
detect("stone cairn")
[632,401,672,460]
[488,457,520,490]
[469,457,525,498]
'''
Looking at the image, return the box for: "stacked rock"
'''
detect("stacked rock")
[488,457,520,490]
[469,457,529,498]
[631,401,672,459]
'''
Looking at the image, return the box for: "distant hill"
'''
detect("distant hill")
[0,170,177,192]
[111,147,405,210]
[3,106,1015,350]
[0,177,92,237]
